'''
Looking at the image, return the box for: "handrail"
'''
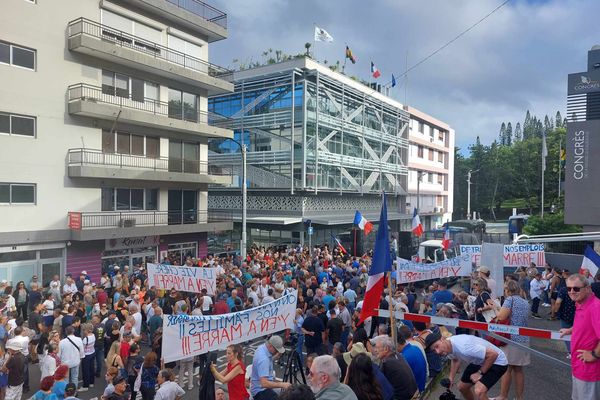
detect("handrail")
[67,83,214,124]
[165,0,227,28]
[70,210,232,229]
[67,18,231,77]
[67,148,230,175]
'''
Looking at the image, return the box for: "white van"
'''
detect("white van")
[418,240,457,263]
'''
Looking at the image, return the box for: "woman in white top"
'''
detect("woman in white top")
[40,342,60,379]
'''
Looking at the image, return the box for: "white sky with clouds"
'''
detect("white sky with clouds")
[208,0,599,150]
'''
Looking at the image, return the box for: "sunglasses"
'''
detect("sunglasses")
[567,286,583,292]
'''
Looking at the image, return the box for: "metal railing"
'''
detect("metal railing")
[67,148,232,175]
[71,210,232,229]
[68,18,231,77]
[165,0,227,28]
[68,83,214,124]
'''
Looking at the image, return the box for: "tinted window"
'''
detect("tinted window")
[11,115,35,136]
[0,43,9,64]
[11,184,35,203]
[130,189,144,210]
[0,184,9,203]
[12,46,35,69]
[145,189,158,210]
[116,188,130,210]
[0,113,9,133]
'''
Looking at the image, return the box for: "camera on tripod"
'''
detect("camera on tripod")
[438,378,457,400]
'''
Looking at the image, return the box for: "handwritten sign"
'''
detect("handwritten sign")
[162,290,297,362]
[460,245,482,267]
[502,244,545,267]
[395,254,472,284]
[147,263,216,295]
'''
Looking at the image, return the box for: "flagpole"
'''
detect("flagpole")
[404,50,408,106]
[312,23,316,60]
[388,271,397,346]
[541,137,545,219]
[558,137,562,198]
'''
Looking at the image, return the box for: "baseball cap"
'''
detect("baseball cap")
[268,335,285,354]
[424,331,442,351]
[65,383,77,396]
[477,266,490,274]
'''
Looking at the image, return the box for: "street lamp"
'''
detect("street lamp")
[226,138,247,260]
[467,169,480,220]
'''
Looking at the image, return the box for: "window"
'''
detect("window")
[428,173,434,184]
[438,151,444,164]
[169,88,199,122]
[103,130,160,157]
[429,127,435,139]
[417,145,424,158]
[101,188,158,211]
[0,183,35,204]
[438,174,443,184]
[0,42,36,70]
[102,70,129,98]
[428,148,434,161]
[418,121,424,133]
[0,112,35,137]
[439,130,445,142]
[169,140,199,173]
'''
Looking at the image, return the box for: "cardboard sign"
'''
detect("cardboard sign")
[162,290,297,362]
[396,254,472,284]
[460,245,482,267]
[459,244,545,268]
[147,263,216,295]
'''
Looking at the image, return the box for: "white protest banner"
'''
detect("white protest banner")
[396,254,472,284]
[162,290,297,362]
[460,245,482,267]
[503,243,545,267]
[147,263,216,295]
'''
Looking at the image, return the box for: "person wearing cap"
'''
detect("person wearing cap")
[63,382,81,400]
[250,335,291,400]
[107,376,129,400]
[3,339,25,400]
[309,355,357,400]
[427,333,508,400]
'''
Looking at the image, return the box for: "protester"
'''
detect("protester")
[251,336,291,400]
[154,369,184,400]
[3,339,25,400]
[211,344,249,400]
[396,330,427,394]
[373,335,417,400]
[51,364,69,399]
[344,353,384,400]
[428,332,508,400]
[495,280,530,400]
[139,352,160,400]
[559,274,600,400]
[58,326,84,387]
[309,355,358,400]
[278,383,315,400]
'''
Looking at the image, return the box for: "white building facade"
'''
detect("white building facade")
[0,0,233,284]
[405,106,455,230]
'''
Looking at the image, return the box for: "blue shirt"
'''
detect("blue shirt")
[431,289,453,308]
[250,344,274,396]
[53,381,67,400]
[344,289,357,304]
[401,344,427,392]
[318,272,329,285]
[322,295,336,309]
[32,392,58,400]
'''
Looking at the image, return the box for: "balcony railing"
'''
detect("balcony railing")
[68,83,218,124]
[166,0,227,28]
[69,210,232,229]
[68,148,231,176]
[68,18,231,77]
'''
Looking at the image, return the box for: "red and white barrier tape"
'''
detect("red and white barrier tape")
[377,309,570,341]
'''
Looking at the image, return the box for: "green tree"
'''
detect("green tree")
[523,211,581,235]
[514,122,522,142]
[505,122,513,146]
[499,122,506,145]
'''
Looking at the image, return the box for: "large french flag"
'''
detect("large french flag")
[412,208,424,237]
[442,225,451,250]
[580,245,600,277]
[371,61,381,79]
[359,192,392,324]
[354,211,374,235]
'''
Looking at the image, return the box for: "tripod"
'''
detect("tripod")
[282,348,306,384]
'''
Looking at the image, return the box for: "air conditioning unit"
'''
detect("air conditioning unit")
[119,218,136,228]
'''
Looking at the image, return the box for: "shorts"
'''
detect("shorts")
[551,292,558,301]
[572,376,600,400]
[502,343,531,366]
[460,363,508,389]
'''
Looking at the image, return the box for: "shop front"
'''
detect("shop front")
[0,244,66,287]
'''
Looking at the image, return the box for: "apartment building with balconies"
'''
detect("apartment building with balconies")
[405,106,455,230]
[0,0,233,284]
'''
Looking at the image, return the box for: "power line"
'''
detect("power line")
[383,0,511,87]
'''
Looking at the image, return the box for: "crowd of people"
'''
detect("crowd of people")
[0,243,598,400]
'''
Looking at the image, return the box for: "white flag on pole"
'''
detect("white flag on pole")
[314,26,334,42]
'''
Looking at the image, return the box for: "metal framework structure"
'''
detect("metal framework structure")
[208,60,410,196]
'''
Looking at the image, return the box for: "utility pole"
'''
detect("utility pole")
[467,170,472,220]
[241,144,247,260]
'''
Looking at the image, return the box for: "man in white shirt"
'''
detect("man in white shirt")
[59,326,84,388]
[155,369,185,400]
[129,304,143,335]
[428,333,508,400]
[529,272,545,319]
[200,289,213,315]
[247,284,260,308]
[63,278,78,297]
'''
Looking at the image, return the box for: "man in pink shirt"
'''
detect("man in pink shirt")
[560,273,600,400]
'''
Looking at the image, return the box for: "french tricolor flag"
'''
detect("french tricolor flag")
[371,61,381,79]
[580,245,600,277]
[354,211,374,235]
[412,208,423,237]
[359,192,392,325]
[330,233,347,254]
[442,225,451,250]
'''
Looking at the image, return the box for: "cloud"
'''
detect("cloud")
[209,0,600,150]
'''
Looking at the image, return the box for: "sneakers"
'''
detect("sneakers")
[187,386,194,391]
[79,388,89,392]
[548,316,557,321]
[542,303,551,307]
[531,314,542,319]
[566,353,572,359]
[90,384,94,388]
